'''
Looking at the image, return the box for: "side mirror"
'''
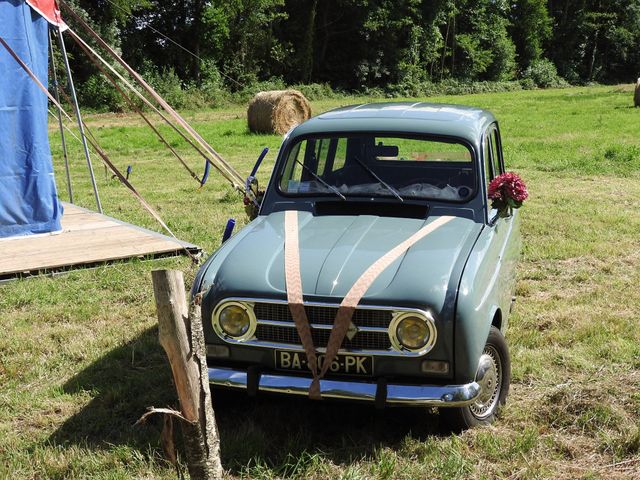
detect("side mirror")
[244,147,269,219]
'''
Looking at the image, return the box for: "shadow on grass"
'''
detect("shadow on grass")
[50,327,444,473]
[49,327,175,451]
[215,390,443,474]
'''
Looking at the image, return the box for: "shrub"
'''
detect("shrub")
[385,79,523,98]
[229,79,339,105]
[522,59,569,88]
[362,86,387,98]
[290,83,339,101]
[199,60,229,108]
[486,29,517,82]
[141,65,233,111]
[519,77,537,90]
[386,80,437,98]
[231,77,287,103]
[78,74,125,112]
[145,67,187,109]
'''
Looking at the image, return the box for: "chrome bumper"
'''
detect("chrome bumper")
[208,367,480,407]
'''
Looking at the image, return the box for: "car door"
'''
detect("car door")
[482,123,520,329]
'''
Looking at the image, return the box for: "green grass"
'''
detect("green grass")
[2,84,640,479]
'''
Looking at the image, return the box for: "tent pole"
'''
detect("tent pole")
[49,29,73,204]
[56,27,102,213]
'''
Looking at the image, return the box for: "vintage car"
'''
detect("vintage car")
[192,102,521,429]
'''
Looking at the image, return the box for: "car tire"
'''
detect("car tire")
[440,326,510,431]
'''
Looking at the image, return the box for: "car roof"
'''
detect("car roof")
[290,102,496,145]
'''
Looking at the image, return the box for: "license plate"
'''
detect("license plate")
[275,350,373,376]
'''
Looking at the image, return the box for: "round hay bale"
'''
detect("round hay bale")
[635,78,640,107]
[247,90,311,135]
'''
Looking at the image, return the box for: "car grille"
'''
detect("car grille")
[253,302,392,351]
[254,302,392,328]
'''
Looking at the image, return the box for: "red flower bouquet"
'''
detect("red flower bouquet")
[488,172,528,217]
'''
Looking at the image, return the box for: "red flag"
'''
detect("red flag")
[26,0,66,29]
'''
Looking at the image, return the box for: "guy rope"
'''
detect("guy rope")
[58,0,245,191]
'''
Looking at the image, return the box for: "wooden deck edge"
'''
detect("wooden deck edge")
[61,202,200,250]
[0,203,203,283]
[0,247,202,284]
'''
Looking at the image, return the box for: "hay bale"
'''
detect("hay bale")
[635,78,640,107]
[247,90,311,135]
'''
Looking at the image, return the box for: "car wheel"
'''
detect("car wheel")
[440,326,510,431]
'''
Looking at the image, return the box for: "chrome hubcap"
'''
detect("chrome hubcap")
[469,345,502,419]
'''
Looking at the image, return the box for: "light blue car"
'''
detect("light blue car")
[193,102,521,430]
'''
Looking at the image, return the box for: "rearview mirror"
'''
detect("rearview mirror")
[370,144,399,159]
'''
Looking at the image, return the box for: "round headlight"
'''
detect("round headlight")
[397,316,430,350]
[215,303,255,339]
[389,311,437,353]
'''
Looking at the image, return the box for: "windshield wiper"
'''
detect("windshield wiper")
[354,156,404,202]
[294,159,346,200]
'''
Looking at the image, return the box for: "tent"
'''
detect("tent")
[0,0,64,238]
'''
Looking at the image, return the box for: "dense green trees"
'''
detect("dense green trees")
[547,0,640,83]
[510,0,552,71]
[59,0,640,107]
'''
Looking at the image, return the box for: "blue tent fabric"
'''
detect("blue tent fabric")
[0,0,62,238]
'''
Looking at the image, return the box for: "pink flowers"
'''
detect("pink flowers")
[488,172,528,216]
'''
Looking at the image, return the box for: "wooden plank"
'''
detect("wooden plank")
[0,226,174,255]
[0,204,198,278]
[0,242,184,274]
[0,232,183,273]
[0,236,180,265]
[59,212,121,231]
[60,204,87,216]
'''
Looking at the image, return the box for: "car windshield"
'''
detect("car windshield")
[278,134,476,202]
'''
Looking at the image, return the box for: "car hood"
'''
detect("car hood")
[200,211,482,315]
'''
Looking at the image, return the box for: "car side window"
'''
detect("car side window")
[484,126,504,182]
[484,126,503,223]
[490,128,504,177]
[484,133,493,185]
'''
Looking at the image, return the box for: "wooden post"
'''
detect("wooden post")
[151,269,223,480]
[634,78,640,107]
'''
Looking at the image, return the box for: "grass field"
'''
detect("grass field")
[1,85,639,479]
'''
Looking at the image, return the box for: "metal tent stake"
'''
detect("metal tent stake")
[57,27,102,213]
[49,29,73,204]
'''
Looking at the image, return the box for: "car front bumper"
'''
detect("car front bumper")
[209,367,480,407]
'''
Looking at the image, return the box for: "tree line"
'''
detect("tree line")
[60,0,640,109]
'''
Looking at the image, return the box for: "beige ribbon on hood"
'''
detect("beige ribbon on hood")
[284,210,455,399]
[284,211,321,397]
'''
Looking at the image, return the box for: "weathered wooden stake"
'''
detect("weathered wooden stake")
[151,269,223,480]
[634,78,640,107]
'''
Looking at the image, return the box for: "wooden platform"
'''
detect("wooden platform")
[0,203,200,281]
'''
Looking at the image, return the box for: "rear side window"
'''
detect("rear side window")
[485,127,504,180]
[484,125,505,220]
